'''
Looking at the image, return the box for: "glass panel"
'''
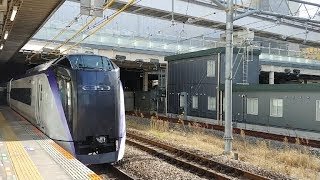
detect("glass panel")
[192,96,198,109]
[207,60,215,77]
[81,55,103,69]
[208,96,216,111]
[277,99,283,107]
[270,98,283,117]
[102,57,114,70]
[68,55,114,71]
[272,99,278,106]
[68,55,82,69]
[270,99,276,116]
[254,99,258,114]
[247,98,258,115]
[180,94,185,108]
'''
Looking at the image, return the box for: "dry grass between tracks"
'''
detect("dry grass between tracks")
[127,114,320,180]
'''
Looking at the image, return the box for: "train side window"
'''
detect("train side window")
[270,98,283,117]
[10,88,31,105]
[316,100,320,121]
[247,98,258,115]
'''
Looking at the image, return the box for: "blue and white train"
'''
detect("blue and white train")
[7,54,126,164]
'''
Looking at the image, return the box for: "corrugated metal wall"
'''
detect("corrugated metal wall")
[168,55,218,118]
[233,91,320,132]
[166,48,260,119]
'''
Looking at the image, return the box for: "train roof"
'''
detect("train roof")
[26,54,112,74]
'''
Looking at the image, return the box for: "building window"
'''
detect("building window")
[192,96,198,109]
[316,100,320,121]
[180,94,186,107]
[270,98,283,117]
[208,96,216,111]
[207,60,215,77]
[247,98,258,115]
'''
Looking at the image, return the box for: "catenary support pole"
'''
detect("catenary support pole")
[224,0,234,155]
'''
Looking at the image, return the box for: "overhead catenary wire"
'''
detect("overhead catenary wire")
[145,18,278,53]
[75,0,143,39]
[49,0,117,55]
[43,14,82,49]
[27,14,82,61]
[34,0,318,56]
[52,0,302,55]
[43,0,316,57]
[59,0,136,55]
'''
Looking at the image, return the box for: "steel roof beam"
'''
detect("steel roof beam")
[209,0,226,10]
[68,0,320,46]
[287,0,320,8]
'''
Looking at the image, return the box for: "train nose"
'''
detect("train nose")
[75,70,119,141]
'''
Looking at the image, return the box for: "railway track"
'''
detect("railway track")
[127,112,320,148]
[89,164,135,180]
[127,132,269,180]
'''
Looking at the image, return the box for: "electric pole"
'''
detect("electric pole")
[224,0,234,155]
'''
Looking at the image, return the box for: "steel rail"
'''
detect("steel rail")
[127,132,270,180]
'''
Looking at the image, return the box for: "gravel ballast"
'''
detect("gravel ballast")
[125,115,296,180]
[115,145,208,180]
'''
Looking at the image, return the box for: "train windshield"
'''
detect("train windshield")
[68,55,114,71]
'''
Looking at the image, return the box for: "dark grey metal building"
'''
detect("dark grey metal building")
[232,84,320,132]
[165,47,261,119]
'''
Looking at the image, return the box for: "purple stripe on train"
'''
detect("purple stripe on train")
[46,70,76,155]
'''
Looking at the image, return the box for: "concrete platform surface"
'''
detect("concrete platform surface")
[0,106,101,180]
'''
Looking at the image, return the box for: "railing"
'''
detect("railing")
[32,26,320,63]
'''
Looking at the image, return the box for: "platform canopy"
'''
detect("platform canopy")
[0,0,65,63]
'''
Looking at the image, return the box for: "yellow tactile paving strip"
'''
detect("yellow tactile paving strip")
[88,173,103,180]
[0,112,43,180]
[51,142,75,159]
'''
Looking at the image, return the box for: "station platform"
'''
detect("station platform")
[0,106,101,180]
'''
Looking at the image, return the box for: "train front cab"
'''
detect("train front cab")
[53,54,125,164]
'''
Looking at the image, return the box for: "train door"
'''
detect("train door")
[57,77,72,129]
[35,79,44,130]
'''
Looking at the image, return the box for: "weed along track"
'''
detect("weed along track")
[126,132,269,180]
[128,112,320,148]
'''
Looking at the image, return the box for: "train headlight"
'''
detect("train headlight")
[96,136,106,143]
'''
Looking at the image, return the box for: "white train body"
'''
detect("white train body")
[7,54,126,164]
